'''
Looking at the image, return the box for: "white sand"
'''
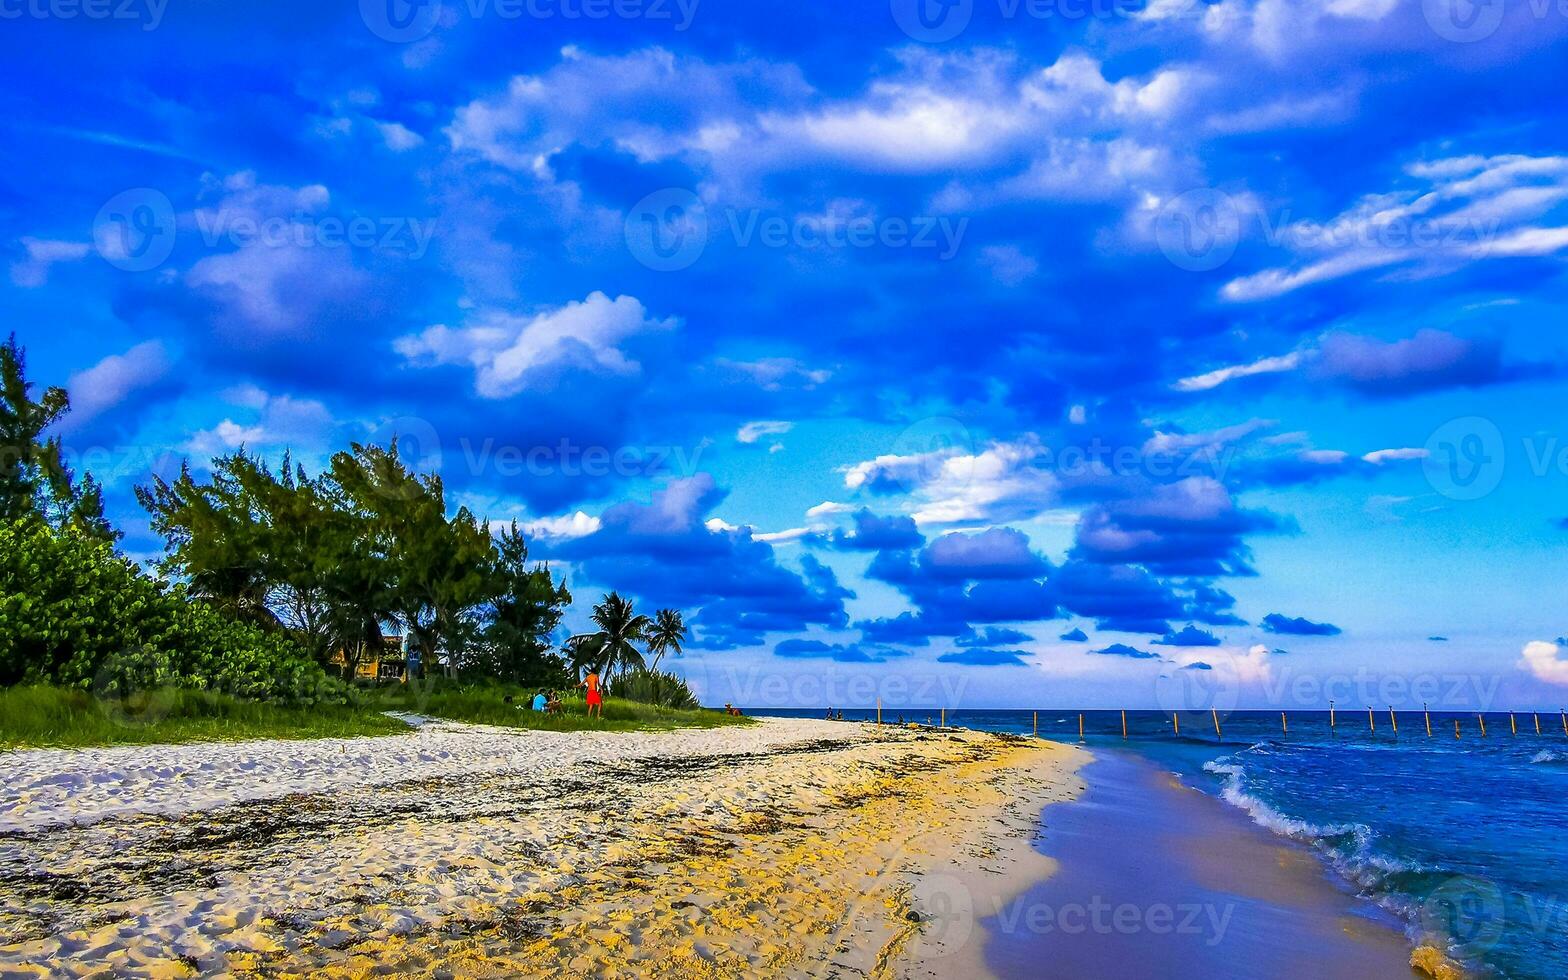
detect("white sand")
[0,718,1085,979]
[0,715,850,834]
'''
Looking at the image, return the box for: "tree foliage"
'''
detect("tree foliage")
[569,592,654,679]
[0,334,114,540]
[137,441,573,682]
[648,608,688,671]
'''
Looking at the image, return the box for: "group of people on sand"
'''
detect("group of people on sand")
[528,690,564,715]
[510,672,738,720]
[507,670,603,718]
[824,708,845,721]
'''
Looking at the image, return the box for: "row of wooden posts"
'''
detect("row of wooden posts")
[871,701,1568,739]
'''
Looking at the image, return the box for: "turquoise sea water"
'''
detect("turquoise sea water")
[757,708,1568,979]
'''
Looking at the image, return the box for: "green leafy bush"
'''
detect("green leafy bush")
[0,518,352,705]
[606,667,701,709]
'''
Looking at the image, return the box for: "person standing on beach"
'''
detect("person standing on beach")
[580,670,603,719]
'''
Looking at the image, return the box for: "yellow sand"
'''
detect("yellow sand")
[2,721,1086,980]
[1410,945,1466,980]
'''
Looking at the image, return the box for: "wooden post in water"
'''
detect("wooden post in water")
[1478,713,1487,737]
[1212,708,1222,739]
[1281,712,1288,736]
[1368,707,1375,734]
[1561,710,1566,737]
[1425,703,1432,738]
[1121,709,1128,739]
[1455,719,1462,739]
[1173,713,1180,736]
[1536,713,1542,735]
[1390,707,1398,735]
[1329,700,1336,734]
[1511,712,1517,736]
[1077,713,1083,740]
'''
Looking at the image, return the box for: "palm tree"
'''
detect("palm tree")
[647,608,687,672]
[569,592,652,679]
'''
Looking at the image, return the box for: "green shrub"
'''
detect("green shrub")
[0,518,352,705]
[606,667,701,709]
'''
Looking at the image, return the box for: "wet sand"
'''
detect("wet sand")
[0,718,1086,979]
[980,748,1422,979]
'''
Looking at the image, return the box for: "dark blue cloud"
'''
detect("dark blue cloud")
[546,475,853,649]
[1070,478,1285,577]
[773,639,897,663]
[955,626,1033,647]
[1261,614,1343,637]
[829,509,922,551]
[856,527,1055,643]
[1428,636,1449,642]
[1059,627,1089,642]
[1182,661,1214,671]
[1091,643,1160,660]
[921,528,1051,581]
[1311,331,1560,399]
[1048,561,1183,635]
[938,648,1029,667]
[1155,625,1222,647]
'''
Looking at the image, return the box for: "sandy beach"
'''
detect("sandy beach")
[0,718,1087,979]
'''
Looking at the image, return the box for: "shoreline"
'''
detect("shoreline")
[979,747,1423,979]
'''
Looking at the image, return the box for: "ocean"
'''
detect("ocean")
[755,707,1568,979]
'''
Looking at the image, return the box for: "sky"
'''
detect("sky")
[5,0,1568,711]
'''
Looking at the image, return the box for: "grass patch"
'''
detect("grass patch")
[370,681,753,733]
[0,681,752,750]
[0,685,409,750]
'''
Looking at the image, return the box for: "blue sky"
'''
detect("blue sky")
[6,0,1568,710]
